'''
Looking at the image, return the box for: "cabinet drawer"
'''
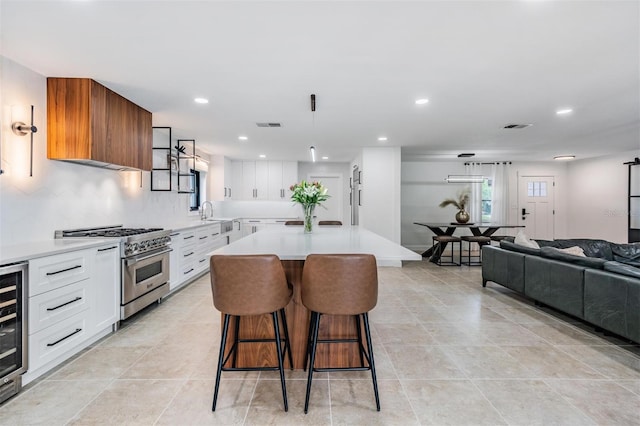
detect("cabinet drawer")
[29,279,90,335]
[180,245,197,261]
[180,231,196,243]
[29,310,90,372]
[29,249,92,297]
[180,261,197,279]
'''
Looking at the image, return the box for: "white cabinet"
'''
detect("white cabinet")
[169,223,230,292]
[242,218,289,237]
[92,244,119,331]
[229,219,242,243]
[231,160,297,201]
[268,161,298,200]
[224,156,233,199]
[25,243,119,385]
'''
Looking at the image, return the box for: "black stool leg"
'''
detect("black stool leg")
[212,314,230,411]
[304,311,316,372]
[279,308,294,370]
[232,315,240,368]
[304,311,321,414]
[272,311,288,412]
[362,313,380,411]
[355,314,365,367]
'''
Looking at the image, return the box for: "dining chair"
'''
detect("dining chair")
[461,235,491,265]
[318,220,342,225]
[209,254,293,412]
[432,235,461,266]
[301,254,380,413]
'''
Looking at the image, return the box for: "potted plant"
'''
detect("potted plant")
[439,188,471,223]
[290,180,330,233]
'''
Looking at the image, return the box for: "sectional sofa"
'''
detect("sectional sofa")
[482,238,640,343]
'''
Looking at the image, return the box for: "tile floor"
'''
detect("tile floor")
[1,261,639,425]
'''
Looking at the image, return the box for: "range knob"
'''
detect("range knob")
[129,243,139,253]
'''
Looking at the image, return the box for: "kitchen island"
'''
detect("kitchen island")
[210,226,420,369]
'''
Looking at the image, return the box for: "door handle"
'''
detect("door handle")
[522,208,530,220]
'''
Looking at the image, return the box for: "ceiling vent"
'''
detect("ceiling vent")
[256,122,282,128]
[503,123,532,129]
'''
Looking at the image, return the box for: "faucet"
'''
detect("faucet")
[200,201,214,220]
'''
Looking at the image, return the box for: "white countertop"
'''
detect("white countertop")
[0,239,117,265]
[210,226,421,264]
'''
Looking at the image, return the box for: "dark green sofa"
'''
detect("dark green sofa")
[482,239,640,343]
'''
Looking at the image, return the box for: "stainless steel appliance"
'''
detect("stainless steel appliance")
[0,262,27,404]
[55,226,172,320]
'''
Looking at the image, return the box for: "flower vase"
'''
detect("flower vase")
[455,209,470,224]
[303,204,315,233]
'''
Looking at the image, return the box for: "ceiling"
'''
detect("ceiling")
[1,1,638,163]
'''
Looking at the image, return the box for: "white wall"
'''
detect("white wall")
[360,147,402,243]
[298,161,351,223]
[566,150,639,243]
[0,56,202,246]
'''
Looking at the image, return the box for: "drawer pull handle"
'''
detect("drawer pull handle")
[184,251,194,257]
[184,268,194,275]
[169,233,180,237]
[97,246,118,252]
[199,236,208,240]
[47,297,82,311]
[199,259,206,263]
[46,265,82,276]
[212,232,219,236]
[184,235,195,240]
[47,328,82,347]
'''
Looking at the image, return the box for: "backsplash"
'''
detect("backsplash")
[0,57,199,246]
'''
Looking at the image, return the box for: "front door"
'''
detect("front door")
[307,174,343,223]
[518,175,555,240]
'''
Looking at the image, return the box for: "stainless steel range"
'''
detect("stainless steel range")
[55,225,172,320]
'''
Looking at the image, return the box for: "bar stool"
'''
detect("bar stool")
[284,220,304,225]
[301,254,380,413]
[318,220,342,225]
[460,235,491,265]
[209,255,293,412]
[432,235,461,266]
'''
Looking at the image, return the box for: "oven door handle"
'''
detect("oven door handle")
[126,248,173,266]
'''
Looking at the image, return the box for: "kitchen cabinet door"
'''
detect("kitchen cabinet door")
[281,161,298,199]
[92,244,119,332]
[224,156,233,199]
[268,161,284,200]
[241,161,255,199]
[231,160,243,200]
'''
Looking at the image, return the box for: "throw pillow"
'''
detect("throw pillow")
[556,246,586,257]
[514,230,540,249]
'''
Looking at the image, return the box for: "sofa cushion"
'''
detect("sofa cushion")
[500,240,541,256]
[551,239,613,259]
[556,246,586,257]
[514,231,540,249]
[604,261,640,279]
[610,242,640,267]
[540,246,607,269]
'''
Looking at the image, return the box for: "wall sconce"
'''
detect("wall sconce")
[445,175,484,183]
[11,105,37,177]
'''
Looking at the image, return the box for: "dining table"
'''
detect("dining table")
[413,222,524,263]
[210,225,421,369]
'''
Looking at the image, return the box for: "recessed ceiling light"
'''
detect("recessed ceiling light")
[238,136,248,141]
[554,155,575,160]
[194,97,209,104]
[322,156,329,160]
[377,137,388,142]
[259,154,266,158]
[556,108,573,115]
[415,98,429,105]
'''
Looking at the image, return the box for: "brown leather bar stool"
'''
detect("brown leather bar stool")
[432,235,461,266]
[209,255,293,412]
[461,235,491,265]
[318,220,342,225]
[301,254,380,413]
[284,220,304,225]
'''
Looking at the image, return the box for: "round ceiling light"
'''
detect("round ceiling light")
[377,136,388,142]
[415,98,429,105]
[194,97,209,104]
[554,155,576,160]
[556,108,573,115]
[238,136,248,141]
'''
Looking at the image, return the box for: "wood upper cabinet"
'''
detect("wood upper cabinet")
[47,78,152,171]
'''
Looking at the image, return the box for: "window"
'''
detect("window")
[527,181,547,197]
[481,178,492,222]
[189,169,201,211]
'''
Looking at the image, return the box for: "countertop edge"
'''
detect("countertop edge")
[0,239,116,265]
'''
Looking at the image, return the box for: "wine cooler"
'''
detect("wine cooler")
[0,262,27,404]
